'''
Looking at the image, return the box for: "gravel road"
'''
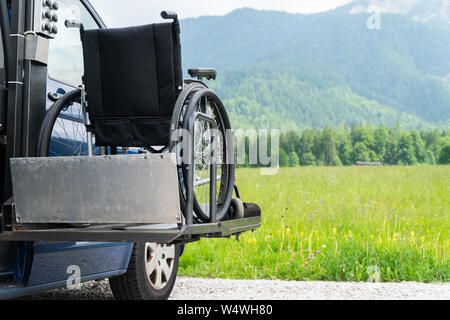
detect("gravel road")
[22,277,450,300]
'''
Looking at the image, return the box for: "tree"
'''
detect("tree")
[302,152,316,166]
[374,126,388,161]
[321,126,339,166]
[299,128,315,163]
[351,125,375,150]
[352,142,371,163]
[369,150,380,162]
[312,131,323,162]
[424,149,436,165]
[288,151,300,167]
[397,132,417,165]
[410,130,426,163]
[279,148,289,167]
[438,145,450,165]
[281,131,300,154]
[384,132,398,165]
[331,155,343,166]
[423,129,442,155]
[338,139,353,165]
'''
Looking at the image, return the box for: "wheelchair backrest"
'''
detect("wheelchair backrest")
[81,23,182,147]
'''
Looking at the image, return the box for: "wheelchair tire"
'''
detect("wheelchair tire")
[109,242,180,300]
[170,82,208,223]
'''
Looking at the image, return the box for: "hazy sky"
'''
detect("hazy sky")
[89,0,354,27]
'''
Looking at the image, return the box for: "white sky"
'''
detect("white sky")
[89,0,354,27]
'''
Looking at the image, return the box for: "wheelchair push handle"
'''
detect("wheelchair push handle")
[161,11,180,35]
[161,10,181,46]
[161,11,178,21]
[65,20,84,31]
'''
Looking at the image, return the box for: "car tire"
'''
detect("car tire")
[109,242,180,300]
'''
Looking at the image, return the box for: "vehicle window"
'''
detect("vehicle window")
[48,0,99,87]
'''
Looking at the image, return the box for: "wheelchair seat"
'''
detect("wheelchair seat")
[81,23,182,147]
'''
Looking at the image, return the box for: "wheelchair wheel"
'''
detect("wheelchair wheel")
[171,85,235,223]
[37,89,93,157]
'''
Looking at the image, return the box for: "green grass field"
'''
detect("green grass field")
[179,166,449,282]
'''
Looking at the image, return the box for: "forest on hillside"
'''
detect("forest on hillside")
[182,9,450,130]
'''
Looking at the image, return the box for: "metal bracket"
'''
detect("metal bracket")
[24,33,49,65]
[1,198,16,232]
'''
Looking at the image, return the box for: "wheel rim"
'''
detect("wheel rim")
[144,243,175,290]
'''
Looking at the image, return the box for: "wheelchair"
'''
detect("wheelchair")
[36,11,240,224]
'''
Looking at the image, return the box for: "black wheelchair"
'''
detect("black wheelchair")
[36,11,241,224]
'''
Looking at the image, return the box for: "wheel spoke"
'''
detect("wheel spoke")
[161,259,171,279]
[146,256,157,276]
[154,266,162,287]
[162,245,175,259]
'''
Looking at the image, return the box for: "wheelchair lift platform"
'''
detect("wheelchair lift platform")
[0,154,261,243]
[0,214,262,243]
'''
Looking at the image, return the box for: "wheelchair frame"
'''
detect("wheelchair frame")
[0,1,261,244]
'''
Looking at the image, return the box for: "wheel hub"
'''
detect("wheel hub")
[145,243,175,290]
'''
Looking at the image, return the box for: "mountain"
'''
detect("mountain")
[180,7,450,131]
[350,0,450,29]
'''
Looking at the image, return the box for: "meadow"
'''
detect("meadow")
[179,166,449,282]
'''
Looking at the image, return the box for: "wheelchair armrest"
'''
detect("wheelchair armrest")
[188,68,217,81]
